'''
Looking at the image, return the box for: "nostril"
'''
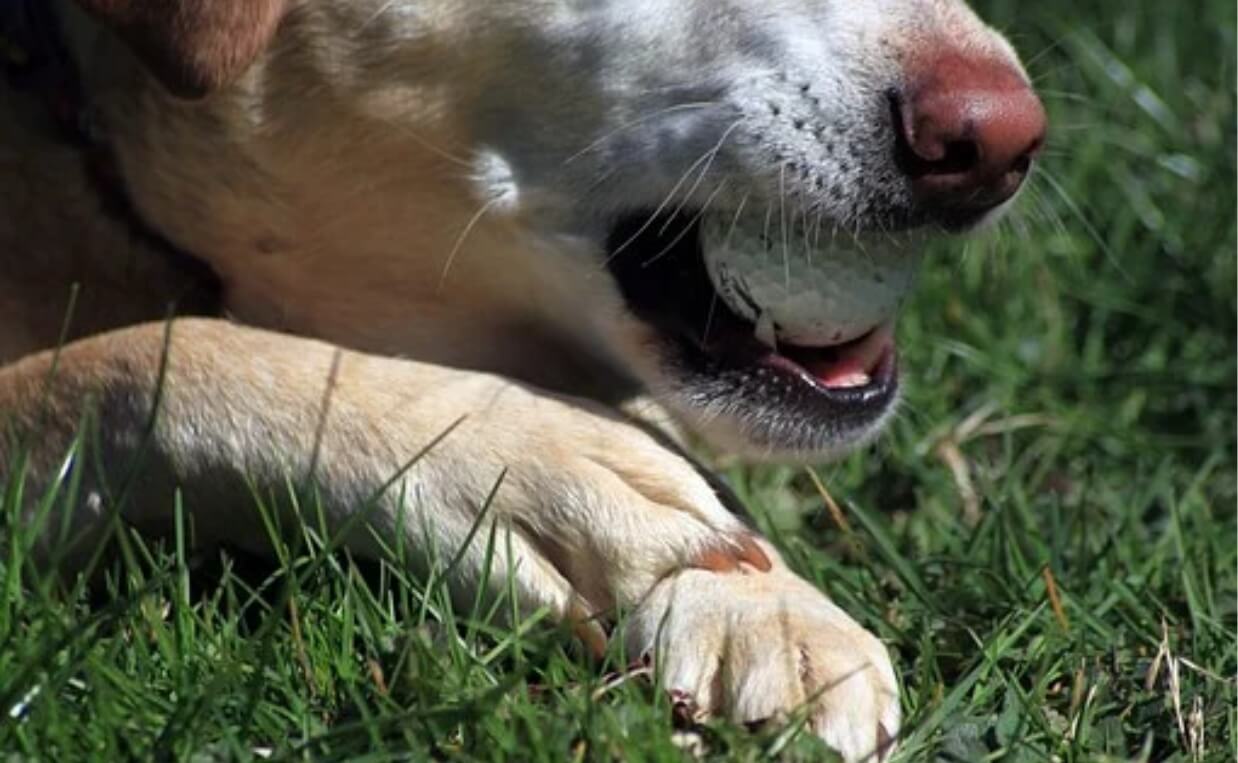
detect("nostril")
[892,53,1047,219]
[1009,152,1031,178]
[888,91,981,179]
[925,139,980,177]
[1014,133,1045,173]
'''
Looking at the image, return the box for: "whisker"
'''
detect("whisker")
[358,0,399,32]
[1030,61,1078,86]
[1036,166,1130,282]
[643,179,731,267]
[563,102,721,165]
[438,197,503,289]
[1042,122,1100,132]
[763,200,775,268]
[585,165,620,193]
[1036,89,1099,106]
[602,140,726,267]
[390,123,476,169]
[701,289,721,347]
[801,203,815,264]
[810,206,823,258]
[662,118,746,234]
[779,163,789,292]
[722,192,751,252]
[1021,36,1068,72]
[1026,180,1069,240]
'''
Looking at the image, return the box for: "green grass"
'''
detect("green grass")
[2,0,1235,760]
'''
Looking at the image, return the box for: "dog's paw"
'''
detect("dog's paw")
[626,568,899,762]
[456,384,772,607]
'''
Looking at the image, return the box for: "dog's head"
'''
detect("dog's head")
[80,0,1045,462]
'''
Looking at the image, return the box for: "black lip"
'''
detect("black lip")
[605,210,899,448]
[763,343,899,401]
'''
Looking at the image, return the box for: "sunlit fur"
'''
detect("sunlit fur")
[57,0,1028,458]
[2,3,1037,759]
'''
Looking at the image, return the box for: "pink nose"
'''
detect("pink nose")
[896,53,1047,223]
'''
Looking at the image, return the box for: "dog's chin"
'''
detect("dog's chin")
[604,210,907,461]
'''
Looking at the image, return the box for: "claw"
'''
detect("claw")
[877,722,896,762]
[689,533,772,574]
[668,688,700,727]
[735,533,773,571]
[569,600,608,659]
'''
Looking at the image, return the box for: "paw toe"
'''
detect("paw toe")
[630,570,900,763]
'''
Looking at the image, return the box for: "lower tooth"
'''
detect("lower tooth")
[754,312,777,349]
[830,372,871,388]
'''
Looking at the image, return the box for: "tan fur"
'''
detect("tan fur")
[0,1,1040,758]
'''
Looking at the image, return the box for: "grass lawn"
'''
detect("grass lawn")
[2,0,1234,760]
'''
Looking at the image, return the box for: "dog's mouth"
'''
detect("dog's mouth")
[606,210,903,456]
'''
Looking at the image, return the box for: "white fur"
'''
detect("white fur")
[627,566,900,760]
[4,2,1038,759]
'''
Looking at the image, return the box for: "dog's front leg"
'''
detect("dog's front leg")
[0,318,897,759]
[0,320,758,612]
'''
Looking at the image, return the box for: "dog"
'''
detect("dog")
[0,1,1045,759]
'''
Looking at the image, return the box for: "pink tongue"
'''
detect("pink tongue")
[801,321,894,389]
[806,356,872,388]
